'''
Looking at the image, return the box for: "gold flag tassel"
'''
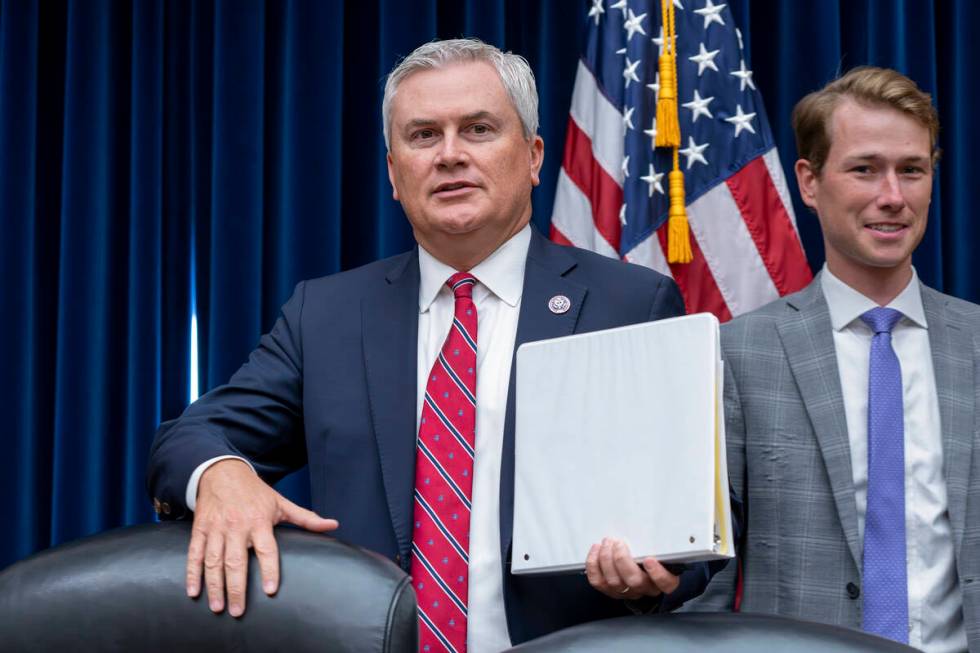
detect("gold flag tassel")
[655,0,690,263]
[655,0,680,148]
[667,149,693,263]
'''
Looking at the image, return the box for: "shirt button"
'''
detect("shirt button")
[846,582,860,600]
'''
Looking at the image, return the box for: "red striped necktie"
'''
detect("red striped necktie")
[412,272,478,653]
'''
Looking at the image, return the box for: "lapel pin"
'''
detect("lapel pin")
[548,295,571,314]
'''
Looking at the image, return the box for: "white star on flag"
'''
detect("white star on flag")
[640,163,665,197]
[679,136,709,168]
[623,106,636,130]
[610,0,628,16]
[730,59,756,91]
[588,0,605,25]
[689,42,720,75]
[643,116,657,144]
[646,72,660,95]
[682,89,714,122]
[725,104,757,137]
[623,9,648,40]
[621,154,631,178]
[619,202,627,226]
[652,26,664,53]
[694,0,726,29]
[623,57,641,86]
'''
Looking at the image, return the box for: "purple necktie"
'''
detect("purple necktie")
[860,307,908,643]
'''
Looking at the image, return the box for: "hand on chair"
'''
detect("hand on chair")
[186,459,339,617]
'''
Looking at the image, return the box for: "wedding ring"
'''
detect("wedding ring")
[619,586,631,594]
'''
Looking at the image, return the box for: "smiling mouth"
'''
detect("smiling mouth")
[866,223,906,233]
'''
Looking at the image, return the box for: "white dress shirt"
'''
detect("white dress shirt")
[187,226,529,652]
[821,266,966,653]
[416,226,529,653]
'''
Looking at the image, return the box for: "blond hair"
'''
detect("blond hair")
[792,66,940,175]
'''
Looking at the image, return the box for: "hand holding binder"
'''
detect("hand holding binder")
[584,537,681,600]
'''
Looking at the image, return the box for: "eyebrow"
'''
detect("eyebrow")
[844,153,931,164]
[401,111,501,131]
[403,118,437,131]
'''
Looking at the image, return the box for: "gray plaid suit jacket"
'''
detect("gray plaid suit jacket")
[683,275,980,652]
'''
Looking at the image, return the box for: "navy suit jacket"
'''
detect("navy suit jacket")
[148,229,719,643]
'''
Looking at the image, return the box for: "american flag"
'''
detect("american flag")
[551,0,812,321]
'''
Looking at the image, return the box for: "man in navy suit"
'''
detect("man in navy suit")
[148,38,702,650]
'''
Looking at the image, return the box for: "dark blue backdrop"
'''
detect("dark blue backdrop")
[3,0,978,568]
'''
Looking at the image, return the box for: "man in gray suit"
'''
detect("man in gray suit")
[685,67,979,652]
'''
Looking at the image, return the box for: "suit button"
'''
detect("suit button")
[846,582,860,599]
[161,502,171,515]
[394,554,402,565]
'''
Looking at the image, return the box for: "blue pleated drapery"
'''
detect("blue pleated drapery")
[2,0,979,568]
[2,0,192,565]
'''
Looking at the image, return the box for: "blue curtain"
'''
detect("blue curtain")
[2,0,978,568]
[2,0,192,566]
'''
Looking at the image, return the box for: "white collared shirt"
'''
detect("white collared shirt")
[821,265,966,653]
[416,226,530,653]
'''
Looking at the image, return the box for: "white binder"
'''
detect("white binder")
[511,312,732,575]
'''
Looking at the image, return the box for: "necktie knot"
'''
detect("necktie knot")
[447,272,477,300]
[860,307,903,335]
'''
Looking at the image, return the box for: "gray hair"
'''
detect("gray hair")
[382,38,539,150]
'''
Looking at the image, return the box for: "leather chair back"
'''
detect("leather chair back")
[505,612,919,652]
[0,522,417,652]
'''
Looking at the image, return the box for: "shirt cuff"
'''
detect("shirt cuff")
[186,455,256,511]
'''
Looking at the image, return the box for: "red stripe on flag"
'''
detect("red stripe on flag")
[561,118,623,252]
[658,227,733,322]
[726,157,813,295]
[549,224,574,246]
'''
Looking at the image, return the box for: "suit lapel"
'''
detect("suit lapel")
[922,286,975,552]
[498,232,587,557]
[775,279,863,567]
[362,251,420,560]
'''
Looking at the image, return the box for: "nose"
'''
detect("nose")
[434,132,468,169]
[876,170,905,211]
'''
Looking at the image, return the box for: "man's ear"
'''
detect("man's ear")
[386,151,400,201]
[529,135,544,187]
[794,159,818,211]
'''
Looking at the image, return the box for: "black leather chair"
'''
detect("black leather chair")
[505,612,920,652]
[0,522,417,652]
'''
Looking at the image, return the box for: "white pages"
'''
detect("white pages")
[511,312,732,575]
